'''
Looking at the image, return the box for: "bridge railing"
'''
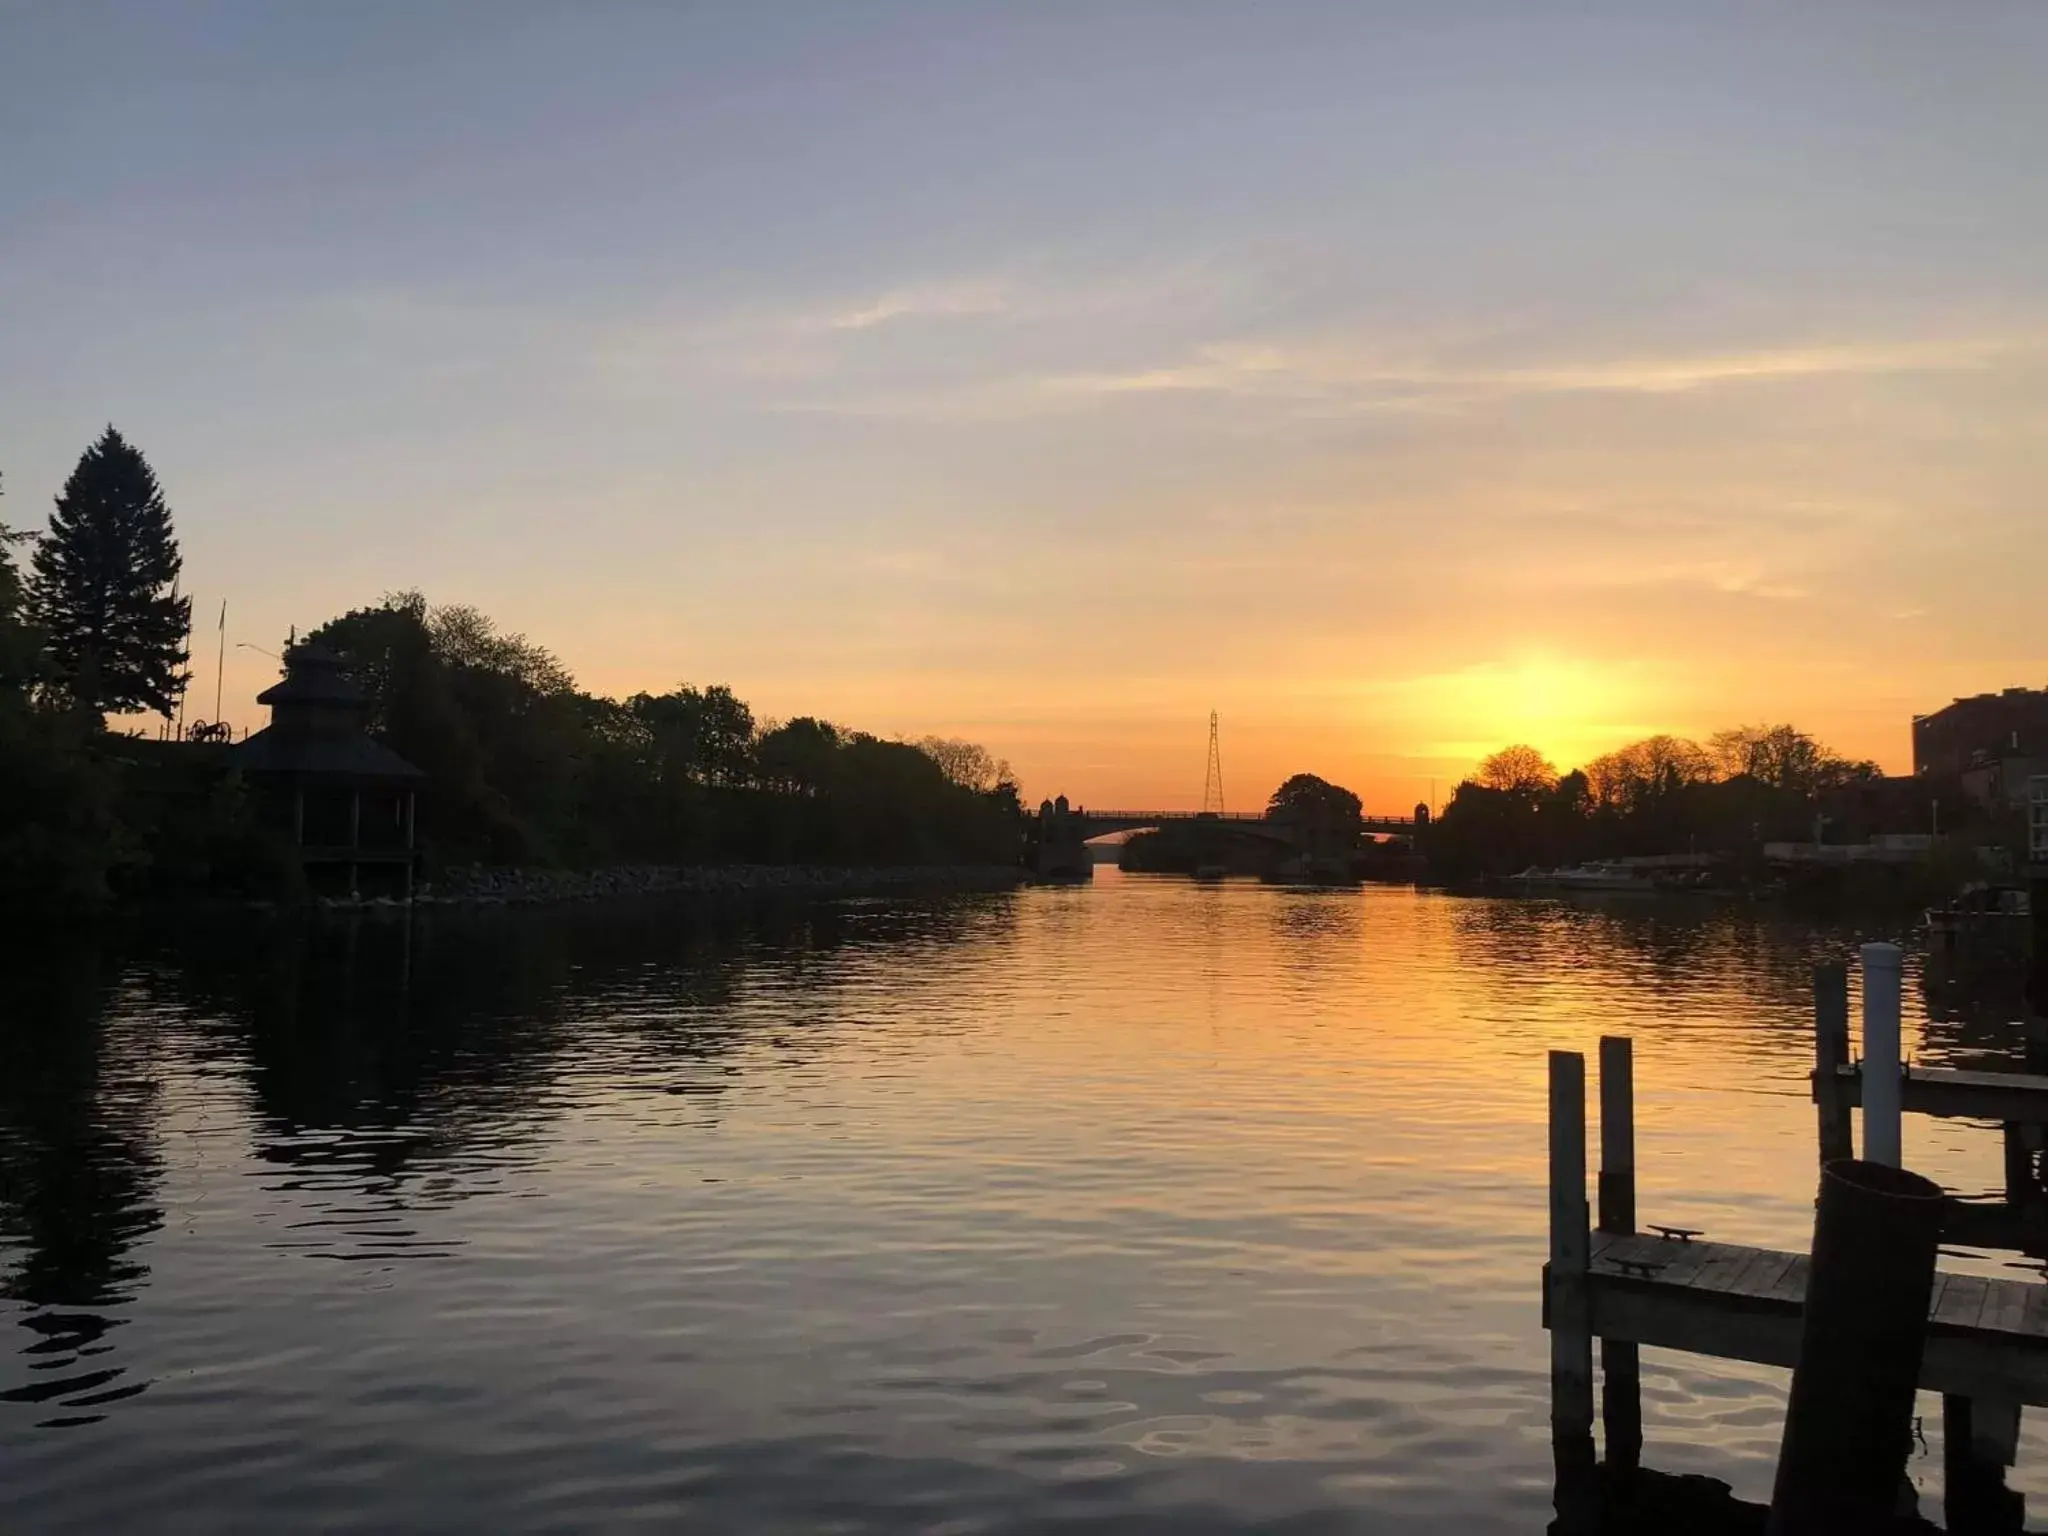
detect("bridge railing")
[1078,809,1269,823]
[1042,808,1418,830]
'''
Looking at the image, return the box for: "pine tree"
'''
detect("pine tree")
[1,472,40,693]
[30,427,192,719]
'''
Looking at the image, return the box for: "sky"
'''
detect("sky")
[4,2,2045,811]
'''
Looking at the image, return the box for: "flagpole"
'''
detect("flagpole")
[176,600,192,740]
[214,599,226,726]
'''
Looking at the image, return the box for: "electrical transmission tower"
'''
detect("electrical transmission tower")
[1201,710,1225,814]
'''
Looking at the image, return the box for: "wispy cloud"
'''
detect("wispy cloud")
[753,321,2044,425]
[1047,334,2033,409]
[569,249,2048,442]
[825,281,1009,331]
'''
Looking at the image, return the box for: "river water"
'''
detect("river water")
[1,871,2038,1532]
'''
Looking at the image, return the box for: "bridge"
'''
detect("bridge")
[1025,799,1423,879]
[1024,716,1425,877]
[1058,808,1422,840]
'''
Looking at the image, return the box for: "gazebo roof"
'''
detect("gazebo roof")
[231,727,424,780]
[254,642,365,707]
[233,640,424,781]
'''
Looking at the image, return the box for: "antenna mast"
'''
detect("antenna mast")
[1202,710,1225,814]
[214,599,227,727]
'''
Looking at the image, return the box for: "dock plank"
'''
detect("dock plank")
[1591,1231,1718,1287]
[1936,1275,1991,1331]
[1764,1255,1810,1303]
[1588,1233,1656,1270]
[1743,1249,1798,1301]
[1982,1279,2031,1337]
[1564,1236,2048,1406]
[1940,1197,2045,1251]
[1699,1247,1780,1296]
[1651,1238,1722,1288]
[2021,1283,2048,1339]
[1822,1063,2048,1125]
[1926,1273,1953,1325]
[1687,1244,1757,1294]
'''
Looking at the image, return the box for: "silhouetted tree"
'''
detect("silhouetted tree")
[1268,772,1363,824]
[29,428,191,719]
[631,684,756,788]
[1549,768,1592,821]
[0,486,119,906]
[0,488,39,694]
[304,595,1020,871]
[1709,723,1877,795]
[756,717,842,795]
[1585,734,1715,816]
[917,736,1014,794]
[425,600,575,695]
[1430,724,1901,879]
[1476,743,1559,798]
[1427,782,1529,879]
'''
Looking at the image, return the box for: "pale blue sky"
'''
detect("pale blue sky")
[5,3,2044,804]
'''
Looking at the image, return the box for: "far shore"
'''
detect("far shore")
[394,861,1028,909]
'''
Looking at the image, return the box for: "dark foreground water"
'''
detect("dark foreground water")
[1,872,2039,1533]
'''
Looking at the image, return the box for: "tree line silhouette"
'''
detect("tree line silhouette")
[0,429,1023,906]
[300,592,1022,873]
[1425,729,1979,884]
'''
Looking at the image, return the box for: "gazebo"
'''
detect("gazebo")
[231,641,424,899]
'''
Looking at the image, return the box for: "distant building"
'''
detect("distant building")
[1913,687,2048,779]
[1962,754,2048,812]
[1763,834,1942,867]
[1816,772,1934,842]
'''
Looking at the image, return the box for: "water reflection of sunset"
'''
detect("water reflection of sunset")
[1,878,2035,1527]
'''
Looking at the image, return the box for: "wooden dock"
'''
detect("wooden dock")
[1578,1230,2048,1405]
[1824,1063,2048,1125]
[1547,951,2048,1529]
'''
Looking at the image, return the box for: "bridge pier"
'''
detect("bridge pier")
[1030,796,1093,880]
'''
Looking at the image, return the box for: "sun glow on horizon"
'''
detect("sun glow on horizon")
[1396,654,1666,778]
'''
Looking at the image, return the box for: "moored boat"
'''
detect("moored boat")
[1509,862,1661,893]
[1926,882,2030,951]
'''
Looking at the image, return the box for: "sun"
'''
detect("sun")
[1421,654,1644,771]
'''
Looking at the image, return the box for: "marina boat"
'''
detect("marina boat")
[1508,862,1661,893]
[1926,882,2031,951]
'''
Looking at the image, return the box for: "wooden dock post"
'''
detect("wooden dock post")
[1860,943,1904,1169]
[1812,963,1853,1164]
[2029,861,2048,1071]
[1549,1049,1596,1522]
[2006,1125,2033,1205]
[1957,1111,2028,1532]
[1597,1035,1642,1473]
[1597,1036,1637,1235]
[1943,1393,2026,1532]
[1767,1160,1944,1535]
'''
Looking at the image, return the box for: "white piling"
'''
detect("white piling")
[1861,942,1904,1169]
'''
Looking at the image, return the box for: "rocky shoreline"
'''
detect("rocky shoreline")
[403,862,1029,908]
